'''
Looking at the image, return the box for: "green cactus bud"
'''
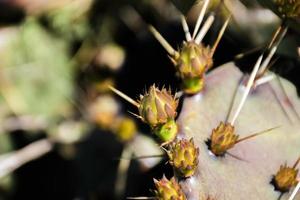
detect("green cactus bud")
[139,85,179,143]
[139,85,178,126]
[206,122,238,156]
[275,0,300,19]
[168,138,199,178]
[172,42,213,94]
[109,85,179,144]
[153,176,186,200]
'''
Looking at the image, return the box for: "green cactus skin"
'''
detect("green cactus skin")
[176,63,300,200]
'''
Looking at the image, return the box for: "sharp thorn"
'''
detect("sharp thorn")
[109,86,140,107]
[235,126,280,144]
[211,15,231,55]
[148,25,178,57]
[195,14,215,44]
[230,55,263,125]
[192,0,211,39]
[180,15,192,41]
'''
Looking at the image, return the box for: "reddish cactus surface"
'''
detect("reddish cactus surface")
[177,63,300,200]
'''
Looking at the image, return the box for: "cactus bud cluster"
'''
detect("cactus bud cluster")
[153,176,186,200]
[168,138,199,177]
[272,164,299,192]
[206,122,238,156]
[138,85,179,143]
[275,0,300,18]
[171,42,213,94]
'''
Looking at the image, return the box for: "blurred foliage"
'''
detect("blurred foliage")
[1,19,74,119]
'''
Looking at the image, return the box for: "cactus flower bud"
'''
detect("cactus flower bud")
[139,85,179,143]
[109,85,179,144]
[207,122,238,156]
[139,86,178,126]
[153,176,186,200]
[272,164,299,192]
[168,138,199,178]
[172,42,213,94]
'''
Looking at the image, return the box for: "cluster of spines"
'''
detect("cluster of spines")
[149,0,230,95]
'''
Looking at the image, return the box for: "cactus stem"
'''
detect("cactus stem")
[109,86,140,107]
[148,25,179,57]
[235,126,279,144]
[180,15,192,41]
[288,181,300,200]
[195,14,215,45]
[210,15,231,56]
[192,0,211,39]
[230,55,263,125]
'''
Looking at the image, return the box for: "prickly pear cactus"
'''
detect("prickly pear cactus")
[109,1,300,199]
[177,63,300,200]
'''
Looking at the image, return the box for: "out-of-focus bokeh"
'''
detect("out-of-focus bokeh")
[0,0,299,199]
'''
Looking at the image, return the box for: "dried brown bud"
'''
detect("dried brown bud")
[207,122,238,156]
[153,176,186,200]
[272,164,299,192]
[168,138,199,177]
